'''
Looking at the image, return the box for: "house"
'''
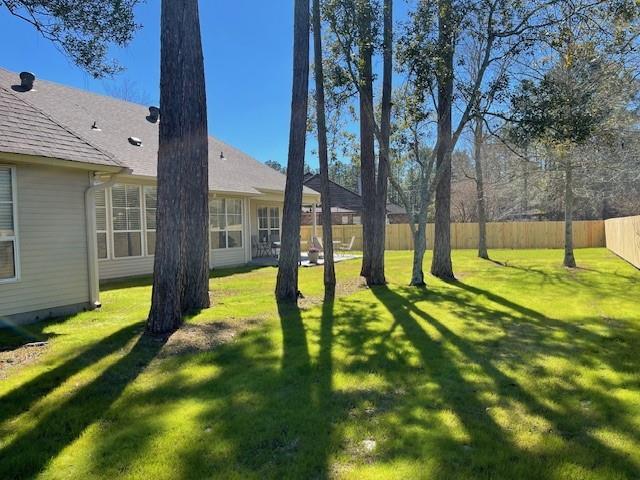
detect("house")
[0,68,319,324]
[301,173,408,225]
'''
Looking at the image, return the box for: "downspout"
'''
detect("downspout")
[85,168,131,308]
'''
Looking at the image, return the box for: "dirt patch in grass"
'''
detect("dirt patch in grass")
[298,276,367,309]
[0,342,49,380]
[159,319,261,357]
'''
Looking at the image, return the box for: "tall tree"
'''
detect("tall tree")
[312,0,337,299]
[430,0,455,279]
[275,0,310,302]
[397,0,610,281]
[388,84,435,286]
[324,0,392,285]
[355,0,377,282]
[510,44,636,267]
[2,0,140,77]
[471,114,489,259]
[147,0,209,333]
[371,0,393,284]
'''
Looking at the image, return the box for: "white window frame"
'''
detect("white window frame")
[0,165,19,284]
[143,186,157,257]
[210,197,244,250]
[95,189,110,261]
[257,205,280,244]
[111,184,143,259]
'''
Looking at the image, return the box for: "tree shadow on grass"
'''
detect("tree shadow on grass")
[0,327,164,479]
[368,284,640,478]
[0,314,69,350]
[152,301,339,479]
[0,322,144,427]
[483,257,639,297]
[444,279,640,375]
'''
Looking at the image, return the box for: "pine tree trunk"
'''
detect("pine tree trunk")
[275,0,310,303]
[430,0,455,281]
[148,0,209,334]
[563,161,576,268]
[358,24,376,280]
[312,0,336,299]
[179,0,210,314]
[474,118,488,260]
[368,0,392,286]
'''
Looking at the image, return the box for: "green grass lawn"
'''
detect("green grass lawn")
[1,249,639,479]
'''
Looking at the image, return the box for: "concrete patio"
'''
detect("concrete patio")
[248,253,360,267]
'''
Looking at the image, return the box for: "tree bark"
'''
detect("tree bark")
[179,0,210,314]
[410,174,429,285]
[522,146,529,214]
[368,0,392,286]
[275,0,310,303]
[357,12,376,281]
[148,0,209,334]
[563,160,576,267]
[473,118,489,260]
[312,0,336,299]
[430,0,455,280]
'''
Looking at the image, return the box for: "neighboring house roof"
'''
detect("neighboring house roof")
[0,68,311,196]
[303,173,406,215]
[0,86,117,167]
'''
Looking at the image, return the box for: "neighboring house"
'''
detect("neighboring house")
[0,68,318,324]
[301,173,408,225]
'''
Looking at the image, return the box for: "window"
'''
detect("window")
[144,186,157,255]
[95,190,108,259]
[0,166,18,281]
[210,198,243,249]
[111,184,142,257]
[257,206,280,243]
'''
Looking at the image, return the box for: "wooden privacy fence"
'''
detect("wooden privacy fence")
[604,215,640,268]
[300,220,606,251]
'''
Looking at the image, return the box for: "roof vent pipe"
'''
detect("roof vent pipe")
[19,72,35,91]
[147,106,160,123]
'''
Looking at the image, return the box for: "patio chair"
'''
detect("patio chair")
[336,236,356,257]
[270,232,281,257]
[252,235,269,258]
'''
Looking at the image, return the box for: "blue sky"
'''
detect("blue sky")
[0,2,301,166]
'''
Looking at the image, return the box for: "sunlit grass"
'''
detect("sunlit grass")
[0,248,639,479]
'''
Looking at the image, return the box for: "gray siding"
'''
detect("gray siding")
[99,248,248,281]
[98,256,154,280]
[0,163,91,319]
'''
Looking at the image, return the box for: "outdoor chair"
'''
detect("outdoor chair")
[337,236,356,257]
[252,235,269,258]
[270,232,281,257]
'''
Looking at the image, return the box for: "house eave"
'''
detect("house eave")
[0,151,122,173]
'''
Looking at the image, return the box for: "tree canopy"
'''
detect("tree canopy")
[2,0,140,77]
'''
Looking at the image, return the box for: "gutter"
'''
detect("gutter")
[84,167,132,308]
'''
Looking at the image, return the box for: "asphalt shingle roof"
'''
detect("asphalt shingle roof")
[0,86,117,167]
[0,68,305,196]
[303,173,405,215]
